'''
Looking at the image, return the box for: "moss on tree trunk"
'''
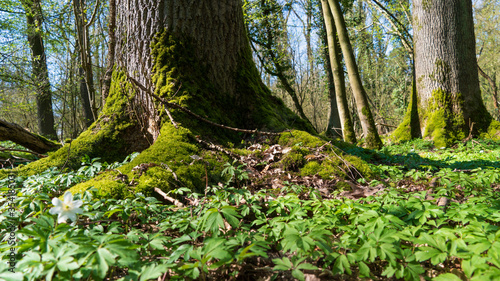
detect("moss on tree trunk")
[1,4,374,197]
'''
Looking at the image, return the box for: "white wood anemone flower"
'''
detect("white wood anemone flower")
[49,192,83,223]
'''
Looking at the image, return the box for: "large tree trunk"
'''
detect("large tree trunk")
[22,0,57,140]
[413,0,493,147]
[321,0,356,143]
[328,0,382,149]
[10,0,310,178]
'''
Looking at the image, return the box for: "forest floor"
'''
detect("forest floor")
[1,137,500,281]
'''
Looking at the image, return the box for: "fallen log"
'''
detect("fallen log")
[0,119,61,154]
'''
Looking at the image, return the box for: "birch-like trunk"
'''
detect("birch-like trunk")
[328,0,381,148]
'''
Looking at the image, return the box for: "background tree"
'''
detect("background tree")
[73,0,99,128]
[21,0,57,139]
[244,0,315,130]
[413,0,497,147]
[475,0,500,119]
[1,0,109,140]
[328,0,382,148]
[320,0,356,142]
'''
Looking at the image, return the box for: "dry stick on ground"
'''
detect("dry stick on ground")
[126,75,283,136]
[328,142,365,182]
[195,137,240,161]
[154,187,185,208]
[59,141,72,172]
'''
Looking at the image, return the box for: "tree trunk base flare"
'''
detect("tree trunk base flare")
[410,0,498,147]
[0,119,61,154]
[392,87,500,147]
[0,31,376,197]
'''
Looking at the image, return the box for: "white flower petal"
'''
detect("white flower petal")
[58,213,70,223]
[63,192,73,204]
[52,198,62,207]
[49,206,62,215]
[62,211,77,222]
[51,192,84,223]
[72,200,83,208]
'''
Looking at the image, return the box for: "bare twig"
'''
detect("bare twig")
[376,123,397,129]
[154,187,184,208]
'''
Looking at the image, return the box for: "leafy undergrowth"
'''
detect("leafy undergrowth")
[1,139,500,280]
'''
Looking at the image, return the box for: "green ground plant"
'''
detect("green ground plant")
[1,139,500,280]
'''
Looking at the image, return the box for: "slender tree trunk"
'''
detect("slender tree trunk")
[255,0,315,131]
[328,0,381,148]
[78,63,94,128]
[320,0,356,142]
[413,0,492,147]
[22,0,57,140]
[303,0,314,74]
[74,0,97,126]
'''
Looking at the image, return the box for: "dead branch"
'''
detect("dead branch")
[0,119,61,153]
[154,187,184,208]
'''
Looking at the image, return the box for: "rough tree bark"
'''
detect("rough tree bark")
[413,0,498,147]
[328,0,382,149]
[320,0,356,143]
[6,0,310,182]
[21,0,57,140]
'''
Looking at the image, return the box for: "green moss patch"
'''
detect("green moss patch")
[482,120,500,140]
[277,130,374,180]
[278,130,327,148]
[67,172,128,199]
[422,89,466,148]
[391,85,421,143]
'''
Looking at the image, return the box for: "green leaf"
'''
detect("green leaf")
[333,255,351,275]
[56,256,79,271]
[273,257,293,271]
[168,244,193,263]
[139,264,168,281]
[415,247,447,265]
[95,248,116,278]
[296,263,318,271]
[203,208,225,234]
[358,261,370,277]
[433,273,463,281]
[0,272,24,281]
[291,268,305,281]
[220,205,241,228]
